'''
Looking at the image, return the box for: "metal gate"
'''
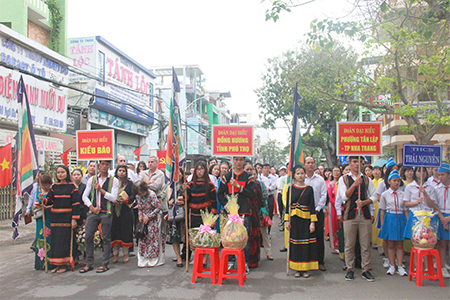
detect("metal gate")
[0,185,14,220]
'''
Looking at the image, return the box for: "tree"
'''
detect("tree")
[266,0,450,144]
[259,140,289,166]
[255,44,359,167]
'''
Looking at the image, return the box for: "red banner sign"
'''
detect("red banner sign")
[212,125,253,156]
[76,130,114,160]
[157,150,166,169]
[337,122,382,156]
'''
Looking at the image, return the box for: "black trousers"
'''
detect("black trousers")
[267,194,275,234]
[316,210,325,265]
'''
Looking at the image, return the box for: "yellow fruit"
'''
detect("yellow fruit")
[230,232,237,239]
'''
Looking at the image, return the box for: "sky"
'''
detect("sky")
[67,0,354,146]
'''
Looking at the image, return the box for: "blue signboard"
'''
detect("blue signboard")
[92,89,154,127]
[403,144,442,168]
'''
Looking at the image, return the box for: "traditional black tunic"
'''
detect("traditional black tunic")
[248,178,262,268]
[186,181,217,228]
[111,181,135,248]
[285,185,318,271]
[45,182,80,267]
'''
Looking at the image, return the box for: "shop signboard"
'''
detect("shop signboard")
[403,144,442,168]
[212,125,254,157]
[0,26,69,132]
[76,129,114,160]
[336,122,382,156]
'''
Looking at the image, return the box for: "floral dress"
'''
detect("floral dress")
[137,189,165,267]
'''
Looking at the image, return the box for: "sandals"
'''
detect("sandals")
[294,271,310,278]
[96,265,109,273]
[79,265,93,273]
[56,267,68,274]
[303,271,310,278]
[295,271,301,278]
[123,254,129,263]
[112,255,119,263]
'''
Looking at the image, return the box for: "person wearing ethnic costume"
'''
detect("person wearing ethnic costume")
[426,163,450,278]
[134,180,165,267]
[33,174,55,271]
[186,161,217,228]
[243,163,262,268]
[285,166,318,278]
[43,165,80,273]
[80,160,119,274]
[338,156,377,282]
[218,157,255,273]
[111,165,135,263]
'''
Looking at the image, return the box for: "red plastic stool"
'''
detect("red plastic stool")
[191,247,220,284]
[218,248,247,286]
[408,247,445,287]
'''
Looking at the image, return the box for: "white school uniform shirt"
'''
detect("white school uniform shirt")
[435,182,450,214]
[426,176,440,188]
[403,181,437,212]
[376,180,405,196]
[334,182,343,216]
[379,188,407,214]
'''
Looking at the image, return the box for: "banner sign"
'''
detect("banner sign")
[403,144,442,168]
[212,125,253,157]
[76,129,114,160]
[157,150,166,169]
[337,122,382,156]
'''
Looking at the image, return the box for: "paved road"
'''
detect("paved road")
[0,216,448,300]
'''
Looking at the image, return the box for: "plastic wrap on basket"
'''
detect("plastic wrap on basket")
[189,209,220,249]
[221,194,248,249]
[411,210,438,249]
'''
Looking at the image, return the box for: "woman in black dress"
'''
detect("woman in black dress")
[42,165,80,273]
[111,164,135,263]
[285,165,318,278]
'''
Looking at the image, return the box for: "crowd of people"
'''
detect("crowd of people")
[25,154,450,283]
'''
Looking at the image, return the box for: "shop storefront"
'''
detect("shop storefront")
[67,36,156,161]
[0,25,69,166]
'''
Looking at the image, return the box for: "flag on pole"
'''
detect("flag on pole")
[59,148,72,166]
[0,143,12,188]
[165,67,186,221]
[134,144,144,161]
[12,76,39,240]
[288,83,304,179]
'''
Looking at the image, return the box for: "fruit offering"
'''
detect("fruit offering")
[221,194,248,249]
[411,210,438,249]
[190,209,220,249]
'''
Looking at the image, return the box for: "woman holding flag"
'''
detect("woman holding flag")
[42,165,80,273]
[285,165,318,278]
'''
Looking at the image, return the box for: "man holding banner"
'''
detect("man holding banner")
[338,156,377,282]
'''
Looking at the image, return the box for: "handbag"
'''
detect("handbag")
[134,221,148,239]
[167,205,185,222]
[32,207,43,219]
[260,215,272,227]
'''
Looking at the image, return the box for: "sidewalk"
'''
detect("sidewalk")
[0,217,35,245]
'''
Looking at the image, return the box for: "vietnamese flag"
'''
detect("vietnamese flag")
[59,148,72,166]
[0,143,12,188]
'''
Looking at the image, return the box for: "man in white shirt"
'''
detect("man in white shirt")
[82,161,96,185]
[81,160,119,273]
[260,164,277,231]
[138,155,165,199]
[338,156,377,282]
[109,155,138,182]
[304,157,328,271]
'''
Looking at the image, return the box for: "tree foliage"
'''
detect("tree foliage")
[265,0,450,144]
[259,140,289,166]
[255,43,359,167]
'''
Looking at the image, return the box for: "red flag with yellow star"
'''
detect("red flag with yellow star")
[0,143,12,188]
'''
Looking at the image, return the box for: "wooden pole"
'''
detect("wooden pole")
[185,187,189,273]
[286,173,292,276]
[38,176,48,273]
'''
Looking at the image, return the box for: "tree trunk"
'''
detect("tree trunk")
[323,146,338,168]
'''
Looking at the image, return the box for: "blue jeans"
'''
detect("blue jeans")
[229,214,251,264]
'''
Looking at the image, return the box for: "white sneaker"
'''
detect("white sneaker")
[245,263,249,275]
[383,258,390,269]
[386,265,395,275]
[442,268,450,278]
[396,266,407,276]
[378,247,384,255]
